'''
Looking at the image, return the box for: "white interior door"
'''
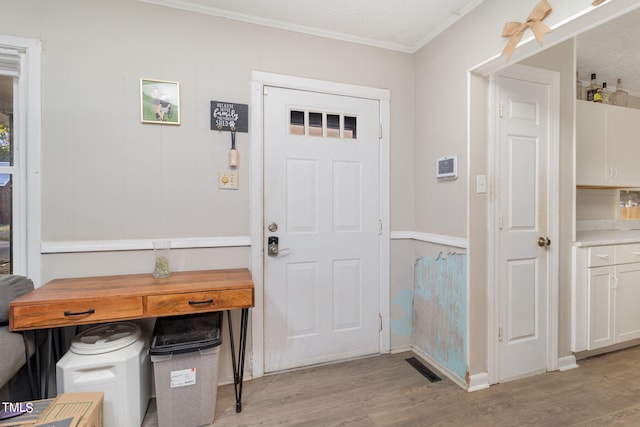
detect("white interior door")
[263,86,381,372]
[496,73,550,381]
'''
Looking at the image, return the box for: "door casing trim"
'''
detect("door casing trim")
[250,71,391,378]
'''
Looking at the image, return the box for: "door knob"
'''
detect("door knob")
[537,236,551,247]
[268,222,278,232]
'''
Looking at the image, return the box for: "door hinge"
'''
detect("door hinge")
[499,102,503,118]
[498,326,503,342]
[263,86,269,96]
[379,314,383,332]
[378,219,383,236]
[379,123,383,140]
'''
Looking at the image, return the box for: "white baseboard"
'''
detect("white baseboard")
[558,355,579,371]
[467,372,490,392]
[390,345,413,354]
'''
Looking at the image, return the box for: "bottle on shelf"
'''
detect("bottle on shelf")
[593,85,603,103]
[611,78,628,107]
[585,73,601,102]
[601,82,611,104]
[576,71,584,100]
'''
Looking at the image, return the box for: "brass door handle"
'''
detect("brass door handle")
[537,236,551,247]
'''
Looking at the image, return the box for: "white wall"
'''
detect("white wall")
[0,0,414,382]
[0,0,414,275]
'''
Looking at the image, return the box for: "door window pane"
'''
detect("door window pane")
[344,116,357,139]
[289,110,305,135]
[309,112,323,137]
[327,114,340,138]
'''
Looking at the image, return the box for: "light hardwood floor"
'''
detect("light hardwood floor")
[142,347,640,426]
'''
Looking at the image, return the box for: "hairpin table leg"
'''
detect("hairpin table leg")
[227,308,249,413]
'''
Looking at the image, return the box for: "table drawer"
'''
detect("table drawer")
[588,246,615,267]
[616,243,640,265]
[10,297,143,330]
[146,289,254,316]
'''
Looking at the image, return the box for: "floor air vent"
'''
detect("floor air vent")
[406,357,442,382]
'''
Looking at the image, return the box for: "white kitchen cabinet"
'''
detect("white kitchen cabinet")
[576,100,640,187]
[605,106,640,187]
[587,265,615,349]
[576,100,607,186]
[614,262,640,342]
[572,243,640,352]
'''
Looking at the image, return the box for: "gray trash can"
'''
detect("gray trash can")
[150,312,223,427]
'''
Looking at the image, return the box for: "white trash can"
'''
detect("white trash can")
[150,312,223,427]
[56,321,152,427]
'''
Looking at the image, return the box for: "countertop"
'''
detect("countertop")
[575,229,640,247]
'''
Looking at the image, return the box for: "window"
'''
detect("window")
[0,38,41,283]
[288,110,358,139]
[0,75,13,274]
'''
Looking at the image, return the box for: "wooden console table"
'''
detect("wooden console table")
[9,268,254,412]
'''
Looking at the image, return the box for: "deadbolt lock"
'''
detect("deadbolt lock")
[268,236,279,255]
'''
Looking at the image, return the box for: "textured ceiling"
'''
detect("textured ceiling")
[142,0,486,53]
[576,7,640,96]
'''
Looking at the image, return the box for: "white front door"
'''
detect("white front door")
[263,86,381,372]
[496,72,551,381]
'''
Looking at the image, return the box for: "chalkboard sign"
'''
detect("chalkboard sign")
[210,101,248,132]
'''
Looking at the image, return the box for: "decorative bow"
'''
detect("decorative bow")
[501,0,553,59]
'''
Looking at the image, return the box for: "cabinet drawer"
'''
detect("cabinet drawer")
[10,297,143,330]
[616,243,640,265]
[146,289,254,316]
[588,246,615,267]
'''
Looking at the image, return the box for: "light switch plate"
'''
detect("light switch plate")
[476,175,487,194]
[219,170,238,190]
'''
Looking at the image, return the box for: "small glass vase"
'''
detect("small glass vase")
[152,240,171,278]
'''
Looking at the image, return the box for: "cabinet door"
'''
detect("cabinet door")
[576,101,608,186]
[614,263,640,342]
[588,266,615,350]
[606,105,640,187]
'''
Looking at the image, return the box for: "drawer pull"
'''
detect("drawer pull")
[633,252,640,256]
[63,308,95,316]
[596,254,610,260]
[188,298,214,305]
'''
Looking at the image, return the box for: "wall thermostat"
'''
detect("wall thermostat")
[436,156,458,180]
